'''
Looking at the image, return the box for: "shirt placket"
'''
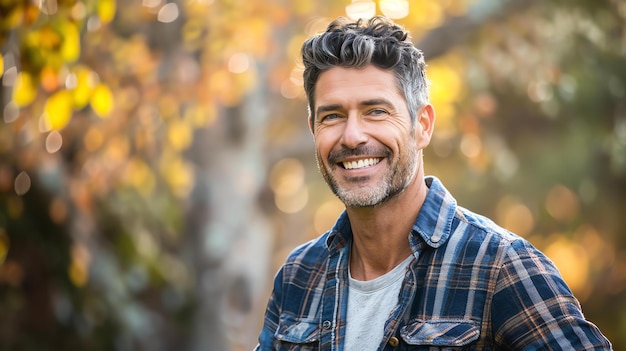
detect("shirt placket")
[319,242,348,351]
[379,256,420,351]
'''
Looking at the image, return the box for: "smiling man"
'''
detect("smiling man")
[314,65,428,210]
[255,16,612,350]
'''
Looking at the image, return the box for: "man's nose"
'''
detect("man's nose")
[340,115,368,149]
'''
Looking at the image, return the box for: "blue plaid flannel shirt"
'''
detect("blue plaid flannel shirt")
[255,176,612,350]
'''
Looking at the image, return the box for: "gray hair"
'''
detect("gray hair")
[301,16,429,130]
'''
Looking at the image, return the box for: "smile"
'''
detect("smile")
[341,158,381,170]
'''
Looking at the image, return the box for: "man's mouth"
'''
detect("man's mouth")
[341,158,382,170]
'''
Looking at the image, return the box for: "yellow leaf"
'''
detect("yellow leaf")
[4,6,24,30]
[44,90,74,130]
[161,154,195,198]
[98,0,116,24]
[72,66,97,109]
[167,120,193,151]
[60,21,81,62]
[104,136,130,163]
[90,83,114,117]
[13,72,37,107]
[83,127,104,152]
[39,25,62,50]
[69,260,88,287]
[0,55,4,78]
[429,61,463,104]
[123,158,156,196]
[69,243,90,287]
[406,1,444,30]
[24,3,40,26]
[0,229,9,265]
[209,69,238,106]
[292,0,313,15]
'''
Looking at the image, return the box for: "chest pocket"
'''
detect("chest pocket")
[399,320,480,350]
[274,313,320,351]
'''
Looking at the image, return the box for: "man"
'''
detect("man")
[256,16,612,350]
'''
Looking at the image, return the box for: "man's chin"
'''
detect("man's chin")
[333,182,411,208]
[334,189,385,208]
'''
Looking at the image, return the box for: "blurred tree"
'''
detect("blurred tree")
[0,0,624,350]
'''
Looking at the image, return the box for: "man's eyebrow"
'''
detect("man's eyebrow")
[315,99,393,118]
[360,98,393,107]
[315,104,342,118]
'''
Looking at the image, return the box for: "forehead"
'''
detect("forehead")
[314,65,403,107]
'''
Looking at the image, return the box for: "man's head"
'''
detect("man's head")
[301,16,429,131]
[301,17,435,208]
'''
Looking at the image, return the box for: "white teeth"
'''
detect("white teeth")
[342,158,381,170]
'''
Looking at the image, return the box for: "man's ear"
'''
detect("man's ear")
[416,104,435,149]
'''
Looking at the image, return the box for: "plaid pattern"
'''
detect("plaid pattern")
[256,176,612,350]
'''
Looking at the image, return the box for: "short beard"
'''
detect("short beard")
[316,140,420,208]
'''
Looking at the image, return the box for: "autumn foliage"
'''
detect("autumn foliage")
[1,0,625,350]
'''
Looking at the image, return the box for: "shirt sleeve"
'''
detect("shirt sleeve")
[491,239,612,350]
[255,266,284,351]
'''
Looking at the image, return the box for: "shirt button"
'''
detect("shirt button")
[388,336,399,347]
[322,320,332,329]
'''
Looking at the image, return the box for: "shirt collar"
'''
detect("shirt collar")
[325,176,458,252]
[325,210,352,253]
[411,176,458,248]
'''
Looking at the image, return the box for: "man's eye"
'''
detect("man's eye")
[322,113,340,121]
[368,109,388,117]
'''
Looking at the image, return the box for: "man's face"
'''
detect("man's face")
[311,65,423,208]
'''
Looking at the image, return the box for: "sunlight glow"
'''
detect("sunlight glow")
[14,171,31,196]
[314,198,345,234]
[3,102,18,124]
[544,237,590,301]
[460,133,482,158]
[158,3,179,23]
[228,53,250,74]
[379,0,408,19]
[275,187,308,214]
[143,0,162,8]
[270,158,305,196]
[39,0,58,15]
[496,196,534,237]
[545,184,580,223]
[45,131,63,153]
[346,0,376,20]
[270,158,309,214]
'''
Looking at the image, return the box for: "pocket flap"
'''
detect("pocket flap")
[400,320,479,346]
[275,313,320,344]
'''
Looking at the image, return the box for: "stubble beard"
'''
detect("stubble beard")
[316,139,420,208]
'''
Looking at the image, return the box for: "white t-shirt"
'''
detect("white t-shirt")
[344,255,413,351]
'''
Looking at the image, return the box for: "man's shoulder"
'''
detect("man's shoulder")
[453,205,526,250]
[452,206,555,270]
[283,232,332,267]
[422,176,534,253]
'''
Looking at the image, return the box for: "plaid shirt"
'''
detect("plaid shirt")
[256,176,612,350]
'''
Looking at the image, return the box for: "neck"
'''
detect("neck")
[347,171,428,281]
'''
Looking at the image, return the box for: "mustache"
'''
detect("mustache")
[327,145,391,164]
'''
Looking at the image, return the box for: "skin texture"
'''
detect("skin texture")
[310,65,436,281]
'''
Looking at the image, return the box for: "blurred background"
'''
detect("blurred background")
[0,0,624,350]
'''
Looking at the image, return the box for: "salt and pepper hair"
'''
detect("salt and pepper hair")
[301,16,430,130]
